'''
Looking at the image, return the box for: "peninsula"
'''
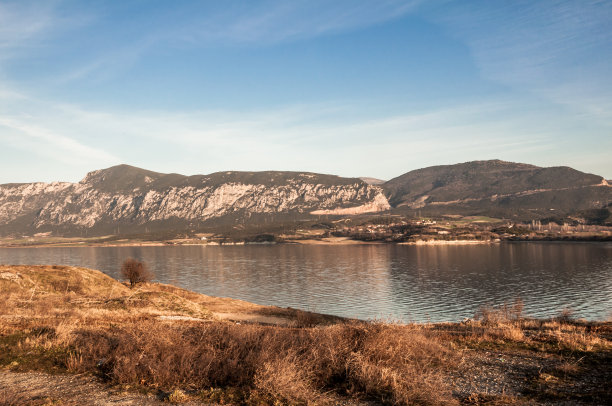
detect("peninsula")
[1,265,610,404]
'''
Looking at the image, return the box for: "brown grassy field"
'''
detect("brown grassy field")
[0,265,611,405]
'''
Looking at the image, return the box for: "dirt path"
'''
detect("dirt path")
[0,370,173,405]
[0,370,368,405]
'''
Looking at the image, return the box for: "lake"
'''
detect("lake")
[1,242,611,323]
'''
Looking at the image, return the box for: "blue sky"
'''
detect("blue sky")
[1,0,611,183]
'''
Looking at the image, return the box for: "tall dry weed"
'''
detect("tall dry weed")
[69,320,457,405]
[254,353,326,404]
[343,324,456,405]
[475,298,524,325]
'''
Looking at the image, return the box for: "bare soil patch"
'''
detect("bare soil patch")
[0,370,167,405]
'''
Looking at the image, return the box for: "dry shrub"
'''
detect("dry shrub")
[254,353,324,404]
[343,324,455,405]
[545,327,607,352]
[73,322,266,388]
[292,309,322,328]
[555,308,574,323]
[475,298,524,325]
[120,258,152,287]
[472,299,528,343]
[554,360,581,376]
[70,320,457,405]
[65,351,84,373]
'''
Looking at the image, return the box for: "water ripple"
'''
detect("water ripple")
[1,242,611,322]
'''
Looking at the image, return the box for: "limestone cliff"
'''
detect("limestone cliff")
[0,165,390,236]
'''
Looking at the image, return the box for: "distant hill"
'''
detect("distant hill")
[359,177,386,185]
[383,160,612,221]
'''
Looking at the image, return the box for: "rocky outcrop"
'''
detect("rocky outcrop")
[0,165,390,236]
[310,193,390,215]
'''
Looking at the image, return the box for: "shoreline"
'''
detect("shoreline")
[2,235,612,248]
[398,239,498,245]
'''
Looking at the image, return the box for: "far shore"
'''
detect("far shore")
[2,234,612,248]
[0,238,503,248]
[398,239,499,245]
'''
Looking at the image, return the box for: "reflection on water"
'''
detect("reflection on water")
[1,242,611,322]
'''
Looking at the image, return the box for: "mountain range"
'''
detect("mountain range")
[1,160,610,237]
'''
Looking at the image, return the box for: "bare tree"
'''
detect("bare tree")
[121,258,152,287]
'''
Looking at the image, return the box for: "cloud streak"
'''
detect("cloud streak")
[2,83,594,183]
[196,0,421,45]
[431,0,612,124]
[32,0,422,84]
[0,1,55,51]
[0,116,118,165]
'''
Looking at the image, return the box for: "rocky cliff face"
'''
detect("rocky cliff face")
[4,160,610,236]
[0,165,390,236]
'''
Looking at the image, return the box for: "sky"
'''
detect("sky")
[1,0,611,183]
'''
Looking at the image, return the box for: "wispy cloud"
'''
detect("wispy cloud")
[1,1,610,183]
[431,0,612,124]
[0,1,55,51]
[52,0,421,83]
[1,82,588,182]
[0,85,118,169]
[0,117,117,165]
[0,0,90,59]
[191,0,421,45]
[54,38,155,84]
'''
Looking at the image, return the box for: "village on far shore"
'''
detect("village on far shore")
[2,214,611,248]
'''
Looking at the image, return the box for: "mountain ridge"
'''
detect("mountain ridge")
[383,160,609,214]
[1,160,611,237]
[0,165,390,236]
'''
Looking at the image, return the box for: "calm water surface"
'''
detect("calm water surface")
[1,243,610,323]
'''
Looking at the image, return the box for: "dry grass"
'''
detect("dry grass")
[1,265,611,405]
[65,321,457,404]
[474,298,524,325]
[553,360,581,376]
[0,265,458,404]
[464,300,612,353]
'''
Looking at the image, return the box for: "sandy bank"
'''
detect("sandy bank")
[286,236,383,245]
[399,239,500,245]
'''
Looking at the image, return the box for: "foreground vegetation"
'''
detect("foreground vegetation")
[1,265,611,405]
